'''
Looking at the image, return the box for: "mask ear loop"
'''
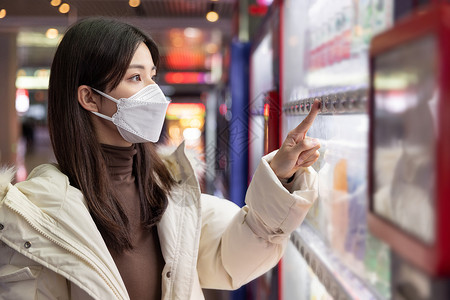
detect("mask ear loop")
[90,87,120,122]
[91,88,120,104]
[91,111,114,122]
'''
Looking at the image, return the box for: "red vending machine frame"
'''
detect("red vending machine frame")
[264,90,282,154]
[368,3,450,276]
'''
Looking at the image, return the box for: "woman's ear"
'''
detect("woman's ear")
[77,85,100,112]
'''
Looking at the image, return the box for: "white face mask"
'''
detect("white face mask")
[91,84,170,143]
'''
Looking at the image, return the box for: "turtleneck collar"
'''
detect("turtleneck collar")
[101,143,137,177]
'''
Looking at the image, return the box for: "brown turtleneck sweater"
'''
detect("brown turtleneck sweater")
[101,144,165,300]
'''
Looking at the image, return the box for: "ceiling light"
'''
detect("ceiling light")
[50,0,61,7]
[46,28,59,39]
[0,9,6,19]
[206,11,219,22]
[129,0,141,7]
[59,3,70,13]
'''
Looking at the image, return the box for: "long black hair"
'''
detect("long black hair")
[48,18,175,253]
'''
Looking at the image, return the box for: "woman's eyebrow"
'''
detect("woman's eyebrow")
[128,64,157,71]
[128,64,145,70]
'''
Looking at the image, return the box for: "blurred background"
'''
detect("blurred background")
[0,0,251,192]
[1,0,450,300]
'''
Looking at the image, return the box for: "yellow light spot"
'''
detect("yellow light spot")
[129,0,140,8]
[172,36,184,48]
[0,9,6,19]
[59,3,70,13]
[17,69,26,77]
[206,11,219,22]
[189,118,202,128]
[205,43,218,54]
[354,25,363,37]
[168,126,181,139]
[46,28,59,39]
[50,0,61,7]
[180,118,190,127]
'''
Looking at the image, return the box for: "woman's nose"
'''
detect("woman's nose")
[146,76,156,85]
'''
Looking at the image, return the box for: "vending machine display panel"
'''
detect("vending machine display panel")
[369,4,450,276]
[372,34,437,245]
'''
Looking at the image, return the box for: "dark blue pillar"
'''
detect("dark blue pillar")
[229,40,251,300]
[229,40,251,209]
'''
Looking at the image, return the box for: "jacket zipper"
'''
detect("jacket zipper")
[5,200,124,300]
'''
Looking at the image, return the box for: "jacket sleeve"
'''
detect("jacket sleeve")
[197,150,318,290]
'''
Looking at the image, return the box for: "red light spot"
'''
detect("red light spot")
[249,4,268,16]
[165,72,205,84]
[264,103,270,118]
[219,103,227,116]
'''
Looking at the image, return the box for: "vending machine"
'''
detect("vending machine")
[368,3,450,299]
[280,0,393,299]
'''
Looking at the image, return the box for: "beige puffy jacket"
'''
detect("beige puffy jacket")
[0,142,318,299]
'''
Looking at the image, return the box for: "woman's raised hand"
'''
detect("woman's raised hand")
[269,99,321,180]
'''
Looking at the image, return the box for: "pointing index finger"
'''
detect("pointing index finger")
[293,99,321,140]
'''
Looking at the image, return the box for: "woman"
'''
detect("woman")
[0,18,320,299]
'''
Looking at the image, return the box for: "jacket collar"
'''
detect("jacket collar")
[157,141,202,299]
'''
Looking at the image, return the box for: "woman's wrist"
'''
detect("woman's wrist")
[278,173,295,184]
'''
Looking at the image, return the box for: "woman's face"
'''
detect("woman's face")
[107,42,157,100]
[94,42,157,146]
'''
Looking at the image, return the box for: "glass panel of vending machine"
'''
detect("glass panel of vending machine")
[368,3,450,283]
[372,34,437,245]
[281,0,394,299]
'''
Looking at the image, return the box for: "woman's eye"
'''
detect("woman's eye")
[130,74,141,81]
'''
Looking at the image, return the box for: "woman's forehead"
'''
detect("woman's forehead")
[129,43,155,69]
